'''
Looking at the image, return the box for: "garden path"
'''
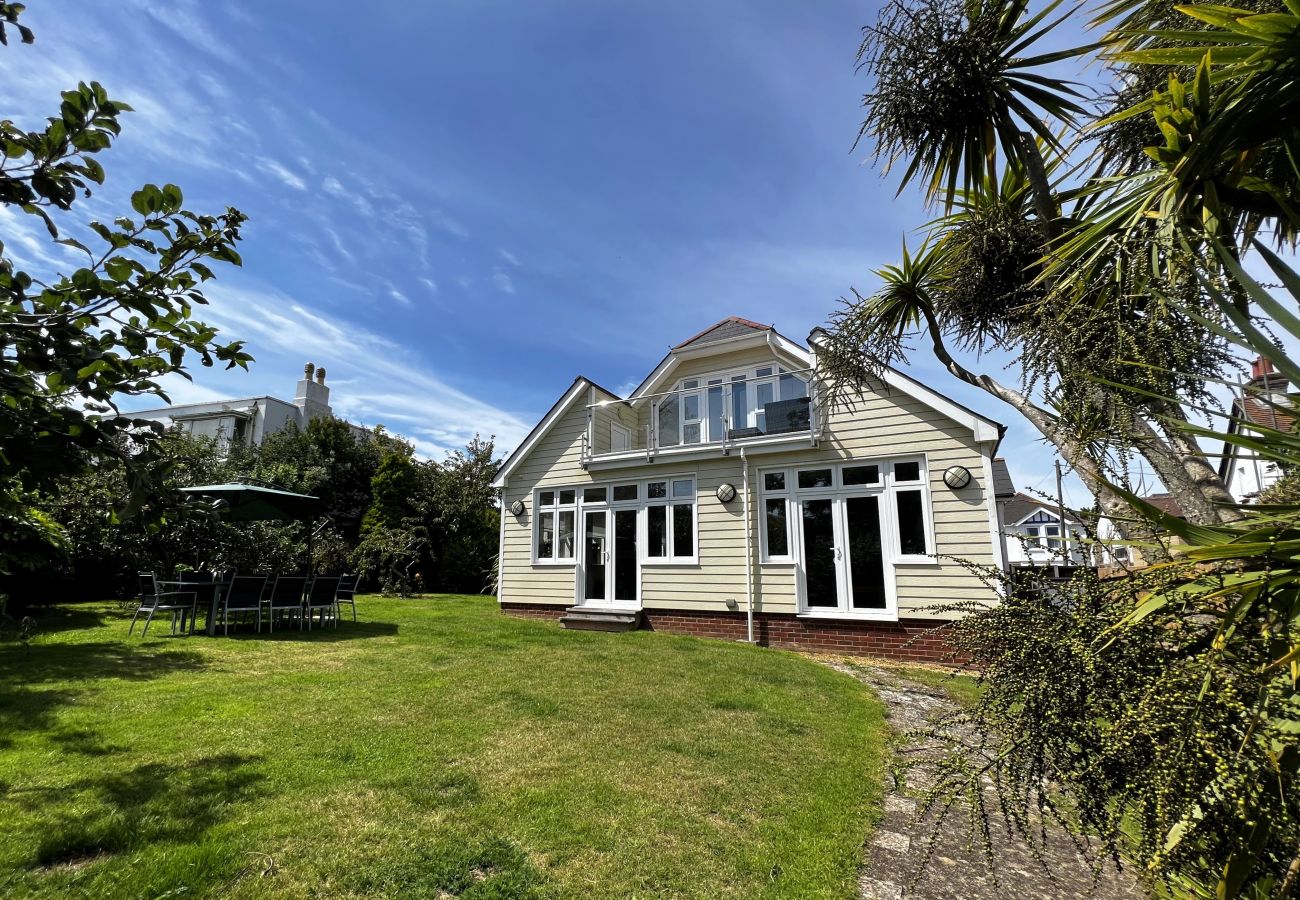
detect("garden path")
[822,660,1145,900]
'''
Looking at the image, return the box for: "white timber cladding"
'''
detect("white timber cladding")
[498,342,1001,619]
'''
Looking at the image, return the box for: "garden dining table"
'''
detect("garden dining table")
[156,579,226,636]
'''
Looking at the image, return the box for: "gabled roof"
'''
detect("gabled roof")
[673,317,773,350]
[1217,376,1296,481]
[1004,492,1084,526]
[1143,492,1186,520]
[492,377,622,488]
[991,458,1016,499]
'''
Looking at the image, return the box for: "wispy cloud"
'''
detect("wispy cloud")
[384,280,413,306]
[430,209,470,240]
[491,269,516,295]
[188,283,532,456]
[127,0,247,70]
[255,157,308,191]
[420,277,439,294]
[498,248,520,266]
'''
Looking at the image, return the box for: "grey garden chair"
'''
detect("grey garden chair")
[129,574,198,638]
[334,574,360,622]
[265,575,307,633]
[303,576,340,630]
[218,575,268,635]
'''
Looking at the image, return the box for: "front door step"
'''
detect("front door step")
[559,607,643,633]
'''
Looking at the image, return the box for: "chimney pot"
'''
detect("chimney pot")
[316,367,326,384]
[304,362,315,379]
[1251,356,1275,379]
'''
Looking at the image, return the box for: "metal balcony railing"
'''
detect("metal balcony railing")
[582,369,818,464]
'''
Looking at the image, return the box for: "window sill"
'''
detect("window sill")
[531,560,576,568]
[797,610,900,623]
[641,559,699,567]
[894,556,940,566]
[759,559,796,566]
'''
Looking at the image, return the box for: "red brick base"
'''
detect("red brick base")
[498,602,957,663]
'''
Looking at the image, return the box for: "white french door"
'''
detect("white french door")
[579,507,639,607]
[797,492,895,617]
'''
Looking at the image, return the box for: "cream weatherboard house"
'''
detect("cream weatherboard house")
[492,318,1007,658]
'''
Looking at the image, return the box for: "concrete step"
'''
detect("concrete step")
[559,607,643,633]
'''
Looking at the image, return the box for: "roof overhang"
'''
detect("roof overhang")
[630,331,811,403]
[807,327,1003,444]
[492,378,619,489]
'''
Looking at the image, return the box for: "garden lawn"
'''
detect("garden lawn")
[0,595,887,899]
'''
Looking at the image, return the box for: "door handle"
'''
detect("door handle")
[833,546,842,560]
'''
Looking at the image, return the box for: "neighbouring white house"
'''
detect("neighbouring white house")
[131,362,366,448]
[1220,356,1294,503]
[997,490,1089,569]
[491,316,1008,659]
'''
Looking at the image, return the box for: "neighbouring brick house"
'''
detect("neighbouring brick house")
[491,317,1007,661]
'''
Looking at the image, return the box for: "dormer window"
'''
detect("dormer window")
[655,364,809,447]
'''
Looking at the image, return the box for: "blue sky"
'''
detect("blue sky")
[3,1,1141,506]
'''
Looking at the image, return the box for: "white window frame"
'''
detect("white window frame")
[610,422,631,452]
[757,468,795,564]
[662,364,811,444]
[888,455,937,565]
[642,474,698,566]
[532,487,578,566]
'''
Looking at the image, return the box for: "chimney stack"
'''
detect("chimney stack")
[295,361,332,422]
[1251,356,1275,380]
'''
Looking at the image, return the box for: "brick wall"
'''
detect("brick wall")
[498,602,958,663]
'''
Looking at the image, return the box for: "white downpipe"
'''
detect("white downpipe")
[742,447,754,643]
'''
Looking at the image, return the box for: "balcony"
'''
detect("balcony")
[581,376,819,469]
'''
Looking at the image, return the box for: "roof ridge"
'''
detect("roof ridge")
[672,316,773,350]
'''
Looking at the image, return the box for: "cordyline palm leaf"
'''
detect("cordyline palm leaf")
[825,239,949,378]
[857,0,1097,210]
[1100,242,1300,898]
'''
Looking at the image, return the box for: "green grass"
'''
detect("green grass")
[0,596,887,898]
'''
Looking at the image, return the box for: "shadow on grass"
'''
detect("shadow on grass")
[19,753,266,868]
[21,603,114,635]
[0,641,207,686]
[217,620,400,643]
[0,643,208,751]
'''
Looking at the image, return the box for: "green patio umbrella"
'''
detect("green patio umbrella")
[181,483,321,522]
[181,482,323,571]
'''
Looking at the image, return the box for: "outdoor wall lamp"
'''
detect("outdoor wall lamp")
[942,465,972,490]
[715,483,737,503]
[509,499,525,517]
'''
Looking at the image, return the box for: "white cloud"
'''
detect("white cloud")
[185,283,532,456]
[491,269,516,295]
[420,277,439,294]
[254,157,308,191]
[430,209,470,240]
[128,0,247,70]
[498,248,520,266]
[384,280,413,306]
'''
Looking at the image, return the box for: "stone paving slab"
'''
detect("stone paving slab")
[823,660,1145,900]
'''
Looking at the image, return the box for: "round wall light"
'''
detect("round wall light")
[509,499,526,517]
[716,483,737,503]
[943,465,972,490]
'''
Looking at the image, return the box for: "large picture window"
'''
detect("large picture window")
[534,488,576,563]
[758,456,935,567]
[533,477,697,567]
[645,477,696,562]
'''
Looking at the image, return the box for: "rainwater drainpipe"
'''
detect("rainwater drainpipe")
[742,447,754,643]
